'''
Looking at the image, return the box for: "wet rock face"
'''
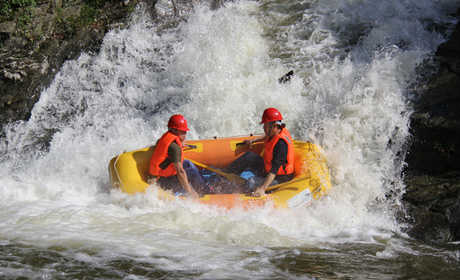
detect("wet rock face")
[403,11,460,243]
[404,173,460,242]
[0,0,141,132]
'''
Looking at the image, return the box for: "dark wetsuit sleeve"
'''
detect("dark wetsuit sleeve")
[159,142,181,170]
[168,142,181,163]
[270,139,288,174]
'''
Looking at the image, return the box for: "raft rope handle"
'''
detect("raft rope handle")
[184,144,197,151]
[265,177,306,193]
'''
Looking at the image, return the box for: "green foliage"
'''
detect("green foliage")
[53,1,110,39]
[0,0,36,21]
[16,8,32,28]
[78,0,115,26]
[54,7,77,39]
[80,4,99,25]
[83,0,111,9]
[2,0,131,42]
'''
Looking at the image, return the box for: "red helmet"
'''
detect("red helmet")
[168,114,189,131]
[260,107,283,124]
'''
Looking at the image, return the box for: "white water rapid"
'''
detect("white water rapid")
[1,0,459,278]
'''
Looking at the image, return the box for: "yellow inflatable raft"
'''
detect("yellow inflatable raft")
[108,136,331,209]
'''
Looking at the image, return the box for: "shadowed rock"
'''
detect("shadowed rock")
[403,9,460,243]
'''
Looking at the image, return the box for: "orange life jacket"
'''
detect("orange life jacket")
[263,128,294,175]
[149,131,183,177]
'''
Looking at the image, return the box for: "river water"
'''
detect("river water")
[1,0,460,279]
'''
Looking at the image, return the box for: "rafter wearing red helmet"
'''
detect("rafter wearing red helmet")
[148,114,200,199]
[226,108,295,196]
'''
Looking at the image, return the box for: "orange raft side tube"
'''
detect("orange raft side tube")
[108,136,332,209]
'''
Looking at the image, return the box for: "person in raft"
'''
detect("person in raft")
[148,114,204,199]
[227,107,295,196]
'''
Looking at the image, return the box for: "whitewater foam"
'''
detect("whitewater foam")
[1,0,459,264]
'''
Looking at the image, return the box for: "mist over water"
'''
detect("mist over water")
[1,0,460,278]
